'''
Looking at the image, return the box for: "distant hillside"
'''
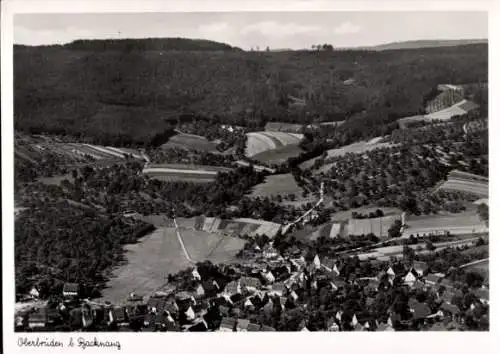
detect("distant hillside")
[16,37,241,52]
[14,43,487,146]
[364,39,487,51]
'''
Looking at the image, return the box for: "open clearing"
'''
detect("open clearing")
[402,210,487,238]
[347,215,401,238]
[245,131,303,157]
[299,137,398,171]
[161,133,218,152]
[251,173,304,198]
[100,227,244,303]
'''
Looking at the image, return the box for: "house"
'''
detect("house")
[263,243,279,258]
[28,309,49,329]
[109,306,128,327]
[191,268,201,281]
[62,283,80,298]
[404,269,418,287]
[219,317,237,332]
[326,318,339,331]
[313,254,321,270]
[260,271,276,284]
[243,298,255,310]
[29,287,40,299]
[386,267,396,279]
[196,284,206,297]
[412,261,429,276]
[224,280,241,295]
[184,306,196,322]
[288,290,299,303]
[268,282,286,297]
[240,276,262,292]
[236,318,251,331]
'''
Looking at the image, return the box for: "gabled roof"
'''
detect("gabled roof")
[63,283,79,293]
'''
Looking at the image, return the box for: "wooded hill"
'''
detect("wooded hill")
[14,40,487,146]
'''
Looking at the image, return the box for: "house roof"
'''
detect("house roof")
[413,261,429,270]
[240,276,262,289]
[424,274,442,283]
[224,281,241,294]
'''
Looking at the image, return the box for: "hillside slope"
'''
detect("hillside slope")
[14,42,487,146]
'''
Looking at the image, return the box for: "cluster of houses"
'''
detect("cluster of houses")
[17,243,489,332]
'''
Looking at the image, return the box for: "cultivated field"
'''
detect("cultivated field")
[100,227,244,303]
[143,164,231,183]
[401,210,488,238]
[161,133,218,152]
[251,173,305,198]
[398,99,479,128]
[346,215,401,238]
[245,131,303,158]
[435,170,488,198]
[299,137,398,171]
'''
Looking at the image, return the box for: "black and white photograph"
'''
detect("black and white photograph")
[2,1,493,345]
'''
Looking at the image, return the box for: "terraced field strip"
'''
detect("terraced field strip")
[437,179,488,197]
[84,144,127,159]
[245,132,278,157]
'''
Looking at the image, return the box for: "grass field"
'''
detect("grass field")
[250,173,305,198]
[100,227,244,303]
[347,215,401,238]
[245,131,303,158]
[162,133,218,152]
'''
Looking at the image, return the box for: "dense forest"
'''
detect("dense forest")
[14,42,487,146]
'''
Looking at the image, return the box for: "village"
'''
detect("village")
[16,238,489,332]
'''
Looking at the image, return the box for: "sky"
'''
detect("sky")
[14,12,488,50]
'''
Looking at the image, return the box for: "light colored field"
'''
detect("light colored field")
[347,215,401,238]
[325,139,397,158]
[162,133,218,152]
[402,211,487,238]
[251,173,304,198]
[100,227,244,303]
[399,100,478,127]
[100,228,191,303]
[143,164,229,183]
[245,131,303,157]
[330,207,403,222]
